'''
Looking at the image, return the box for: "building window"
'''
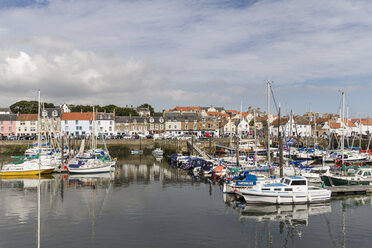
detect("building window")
[30,121,36,125]
[168,125,171,129]
[20,121,25,125]
[150,124,154,130]
[109,127,112,131]
[110,121,113,125]
[155,124,159,130]
[98,121,101,125]
[185,124,188,129]
[75,120,78,124]
[65,120,68,124]
[174,125,177,129]
[24,127,27,131]
[9,127,11,132]
[90,120,92,125]
[208,124,211,128]
[144,126,147,131]
[65,126,69,131]
[0,127,3,131]
[160,124,163,130]
[0,121,2,124]
[194,124,197,129]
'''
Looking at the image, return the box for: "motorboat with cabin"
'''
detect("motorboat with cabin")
[238,176,331,204]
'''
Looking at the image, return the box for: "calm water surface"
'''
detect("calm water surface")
[0,155,372,248]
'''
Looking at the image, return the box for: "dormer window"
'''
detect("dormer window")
[52,110,58,117]
[159,118,164,123]
[150,118,154,123]
[42,110,47,117]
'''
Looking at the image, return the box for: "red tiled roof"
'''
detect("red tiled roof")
[17,114,38,121]
[62,112,93,120]
[344,119,356,127]
[255,116,268,121]
[329,122,341,129]
[351,118,372,126]
[225,110,239,114]
[169,106,201,112]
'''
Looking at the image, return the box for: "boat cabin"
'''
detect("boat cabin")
[259,177,308,192]
[354,168,372,178]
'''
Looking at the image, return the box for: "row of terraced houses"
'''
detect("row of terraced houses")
[1,106,372,138]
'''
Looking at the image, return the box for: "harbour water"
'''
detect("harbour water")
[0,155,372,248]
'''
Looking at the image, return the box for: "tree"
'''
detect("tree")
[10,100,55,114]
[70,105,93,112]
[137,103,154,115]
[115,107,139,116]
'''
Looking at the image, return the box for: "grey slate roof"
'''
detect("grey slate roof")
[96,113,114,120]
[0,114,17,121]
[41,108,61,118]
[164,112,200,121]
[115,116,131,123]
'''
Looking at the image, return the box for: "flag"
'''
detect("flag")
[285,138,293,146]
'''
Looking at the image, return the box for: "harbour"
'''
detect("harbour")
[2,1,372,247]
[1,154,372,248]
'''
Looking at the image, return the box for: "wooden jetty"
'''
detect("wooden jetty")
[326,185,372,196]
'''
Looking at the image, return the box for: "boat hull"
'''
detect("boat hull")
[68,164,113,174]
[321,175,372,186]
[240,189,331,205]
[0,168,54,176]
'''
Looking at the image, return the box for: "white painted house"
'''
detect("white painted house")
[237,118,250,136]
[61,112,93,137]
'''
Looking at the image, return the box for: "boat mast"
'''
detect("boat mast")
[359,116,362,149]
[278,103,283,177]
[341,91,345,170]
[314,112,317,148]
[289,109,293,161]
[37,90,41,248]
[254,109,257,167]
[267,81,271,166]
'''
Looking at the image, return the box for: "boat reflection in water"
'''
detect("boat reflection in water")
[0,174,54,189]
[240,203,332,226]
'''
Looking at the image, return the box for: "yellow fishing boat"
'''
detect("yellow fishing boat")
[0,159,54,176]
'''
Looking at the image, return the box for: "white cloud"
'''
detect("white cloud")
[0,0,372,115]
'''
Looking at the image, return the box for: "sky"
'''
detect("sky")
[0,0,372,117]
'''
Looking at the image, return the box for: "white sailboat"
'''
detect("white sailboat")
[0,92,55,176]
[68,108,115,174]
